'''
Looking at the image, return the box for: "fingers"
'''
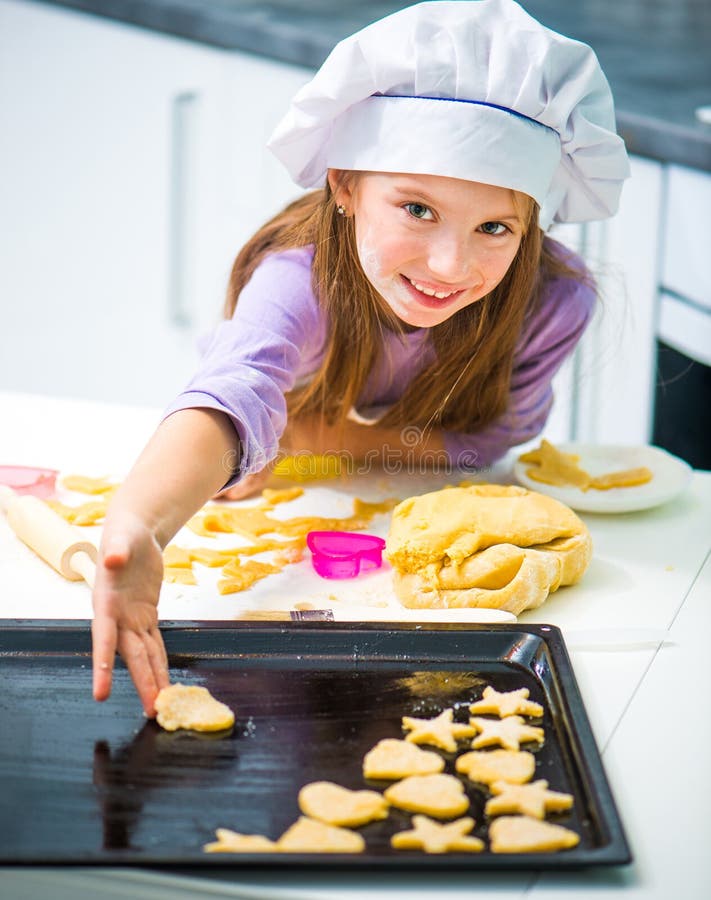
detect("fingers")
[92,614,118,702]
[118,628,170,718]
[102,532,131,570]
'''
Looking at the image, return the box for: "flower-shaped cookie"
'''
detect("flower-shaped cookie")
[298,781,389,827]
[154,684,234,733]
[384,773,470,819]
[391,815,484,854]
[363,738,445,779]
[402,708,477,752]
[469,715,544,751]
[469,686,543,718]
[485,780,573,819]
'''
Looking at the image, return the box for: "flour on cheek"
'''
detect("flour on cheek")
[356,232,407,311]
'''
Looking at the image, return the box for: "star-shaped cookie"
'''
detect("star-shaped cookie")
[402,708,477,752]
[469,686,543,718]
[485,779,573,819]
[391,815,484,854]
[469,715,544,751]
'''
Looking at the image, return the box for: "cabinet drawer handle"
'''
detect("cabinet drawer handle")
[168,91,199,328]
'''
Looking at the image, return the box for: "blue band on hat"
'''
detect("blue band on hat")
[375,93,558,135]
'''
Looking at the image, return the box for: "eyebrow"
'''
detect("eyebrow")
[389,185,520,222]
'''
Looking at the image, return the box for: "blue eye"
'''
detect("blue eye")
[480,221,508,235]
[405,203,433,220]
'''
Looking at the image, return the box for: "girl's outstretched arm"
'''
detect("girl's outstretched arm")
[92,407,239,716]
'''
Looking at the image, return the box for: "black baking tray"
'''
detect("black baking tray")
[0,620,630,869]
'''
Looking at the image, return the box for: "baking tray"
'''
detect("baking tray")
[0,620,630,869]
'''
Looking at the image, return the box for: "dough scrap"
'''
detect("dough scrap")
[154,684,235,733]
[163,566,197,585]
[384,773,470,819]
[298,781,389,827]
[363,738,445,779]
[489,815,580,853]
[218,558,281,594]
[455,749,536,786]
[485,779,574,820]
[277,816,365,853]
[520,439,653,492]
[520,440,591,489]
[60,474,117,495]
[391,815,484,854]
[203,828,277,853]
[589,467,653,490]
[402,708,477,752]
[469,716,544,751]
[469,686,543,719]
[386,484,591,615]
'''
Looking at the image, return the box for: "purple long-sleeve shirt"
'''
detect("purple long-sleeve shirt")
[164,242,594,482]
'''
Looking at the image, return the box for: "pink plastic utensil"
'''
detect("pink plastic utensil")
[306,531,386,579]
[0,465,58,499]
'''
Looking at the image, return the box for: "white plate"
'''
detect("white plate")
[513,443,693,513]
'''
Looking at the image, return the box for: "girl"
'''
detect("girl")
[91,0,630,715]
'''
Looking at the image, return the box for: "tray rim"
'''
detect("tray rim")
[0,619,632,870]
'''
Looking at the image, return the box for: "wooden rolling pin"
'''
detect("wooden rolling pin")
[0,485,97,587]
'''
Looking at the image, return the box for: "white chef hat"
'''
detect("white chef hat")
[267,0,630,229]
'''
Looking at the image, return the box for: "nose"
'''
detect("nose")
[426,231,481,286]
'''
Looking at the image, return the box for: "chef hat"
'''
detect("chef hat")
[267,0,630,229]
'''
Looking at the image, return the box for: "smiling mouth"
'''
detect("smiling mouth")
[403,275,464,301]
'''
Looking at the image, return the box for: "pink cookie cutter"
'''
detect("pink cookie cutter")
[306,531,386,579]
[0,465,58,499]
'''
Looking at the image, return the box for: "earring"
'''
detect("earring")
[336,204,347,216]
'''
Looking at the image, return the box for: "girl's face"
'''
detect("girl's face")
[331,171,527,328]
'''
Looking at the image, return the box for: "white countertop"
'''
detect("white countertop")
[1,390,709,899]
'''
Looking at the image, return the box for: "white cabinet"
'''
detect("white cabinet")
[547,156,666,446]
[0,0,309,406]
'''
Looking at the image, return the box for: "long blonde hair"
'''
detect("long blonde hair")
[224,181,588,435]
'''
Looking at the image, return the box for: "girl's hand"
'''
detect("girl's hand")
[91,513,169,717]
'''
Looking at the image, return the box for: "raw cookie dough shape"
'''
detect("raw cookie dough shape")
[386,484,591,615]
[383,773,470,819]
[391,815,484,854]
[485,779,574,819]
[402,708,477,752]
[455,749,536,786]
[277,816,365,853]
[489,815,580,853]
[204,829,277,853]
[469,716,545,751]
[363,738,445,779]
[469,686,544,718]
[298,781,389,827]
[154,684,235,733]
